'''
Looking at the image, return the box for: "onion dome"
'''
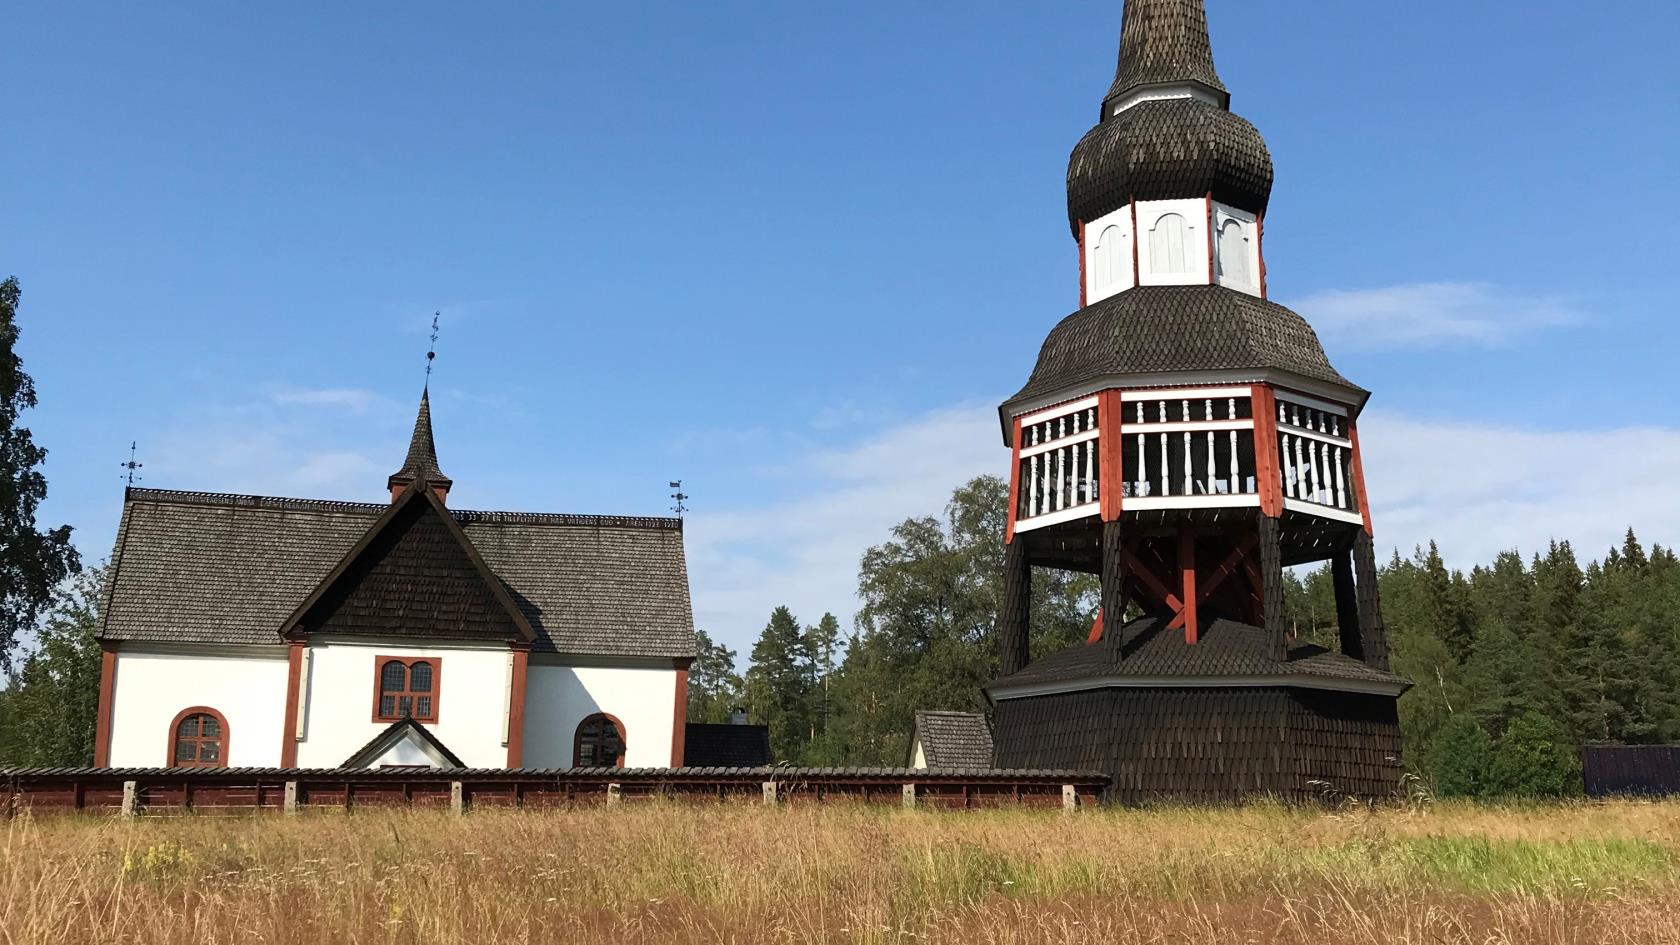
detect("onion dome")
[1003,286,1361,414]
[388,388,452,493]
[1066,0,1273,234]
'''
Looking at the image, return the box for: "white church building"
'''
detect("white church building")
[93,389,698,771]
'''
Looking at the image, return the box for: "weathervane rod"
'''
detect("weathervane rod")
[120,441,144,486]
[425,313,440,387]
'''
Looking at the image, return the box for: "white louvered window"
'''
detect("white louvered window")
[1094,224,1125,291]
[1148,213,1188,274]
[1217,218,1250,285]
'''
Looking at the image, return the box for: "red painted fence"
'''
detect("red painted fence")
[2,766,1107,816]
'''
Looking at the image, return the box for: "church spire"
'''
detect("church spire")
[388,388,452,502]
[1102,0,1229,119]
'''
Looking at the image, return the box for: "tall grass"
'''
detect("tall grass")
[2,800,1678,943]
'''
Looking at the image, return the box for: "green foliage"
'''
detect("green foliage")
[0,276,81,670]
[1488,712,1580,798]
[0,565,106,766]
[1430,714,1493,798]
[686,629,744,725]
[745,606,813,762]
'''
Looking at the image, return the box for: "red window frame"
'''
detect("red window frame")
[167,706,229,768]
[573,713,627,768]
[371,656,443,723]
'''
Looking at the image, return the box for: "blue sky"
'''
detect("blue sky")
[6,1,1679,658]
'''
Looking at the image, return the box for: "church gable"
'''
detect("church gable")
[284,481,535,644]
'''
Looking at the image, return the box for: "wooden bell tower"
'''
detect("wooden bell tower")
[986,0,1408,803]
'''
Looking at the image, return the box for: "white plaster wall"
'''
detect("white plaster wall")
[521,664,677,768]
[911,739,928,770]
[1083,205,1135,304]
[1136,197,1210,287]
[294,641,511,769]
[106,648,289,768]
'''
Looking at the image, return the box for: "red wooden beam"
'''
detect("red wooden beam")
[1077,218,1087,308]
[93,644,117,767]
[1119,547,1184,613]
[668,658,688,768]
[1206,192,1215,284]
[1129,197,1140,285]
[1087,610,1104,645]
[1178,530,1199,644]
[1168,534,1258,630]
[507,645,531,768]
[1257,214,1269,299]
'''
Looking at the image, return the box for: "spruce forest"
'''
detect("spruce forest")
[696,476,1680,796]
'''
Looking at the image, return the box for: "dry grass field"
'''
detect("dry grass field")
[3,800,1679,944]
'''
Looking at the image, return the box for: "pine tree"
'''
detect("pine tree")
[0,277,80,669]
[686,629,744,724]
[744,606,814,762]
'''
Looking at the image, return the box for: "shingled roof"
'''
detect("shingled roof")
[1001,285,1362,428]
[388,389,451,492]
[989,615,1409,693]
[100,487,696,658]
[1104,0,1228,115]
[909,711,995,769]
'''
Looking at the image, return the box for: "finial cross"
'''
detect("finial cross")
[120,441,144,485]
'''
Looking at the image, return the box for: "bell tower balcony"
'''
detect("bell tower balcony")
[1006,382,1371,572]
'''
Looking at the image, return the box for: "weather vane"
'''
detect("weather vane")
[120,441,143,486]
[669,480,688,520]
[425,312,440,385]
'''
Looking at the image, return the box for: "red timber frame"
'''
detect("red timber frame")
[93,643,118,767]
[1004,416,1025,544]
[1077,219,1088,308]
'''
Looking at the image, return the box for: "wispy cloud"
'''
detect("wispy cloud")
[270,387,381,413]
[1289,282,1583,348]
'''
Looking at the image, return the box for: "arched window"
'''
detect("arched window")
[1093,224,1126,290]
[1148,213,1188,274]
[1218,218,1250,285]
[574,713,626,768]
[374,656,440,723]
[169,707,228,768]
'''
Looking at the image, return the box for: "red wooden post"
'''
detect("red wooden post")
[1077,219,1088,308]
[1257,214,1268,299]
[1098,389,1124,522]
[1206,192,1215,284]
[1129,197,1140,284]
[1251,385,1282,516]
[1178,530,1199,645]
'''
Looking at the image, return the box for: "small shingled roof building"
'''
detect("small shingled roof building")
[93,387,699,771]
[907,711,994,770]
[983,0,1410,802]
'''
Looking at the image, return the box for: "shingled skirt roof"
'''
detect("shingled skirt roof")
[1002,285,1362,424]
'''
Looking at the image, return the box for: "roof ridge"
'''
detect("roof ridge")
[124,487,684,530]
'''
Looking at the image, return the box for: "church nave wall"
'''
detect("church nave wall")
[107,646,289,768]
[521,663,678,769]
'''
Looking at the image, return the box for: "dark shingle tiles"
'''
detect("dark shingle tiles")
[1104,0,1228,112]
[682,724,773,767]
[100,489,695,658]
[1068,98,1272,234]
[911,711,995,769]
[1003,285,1362,415]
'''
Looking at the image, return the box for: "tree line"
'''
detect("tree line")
[694,476,1680,796]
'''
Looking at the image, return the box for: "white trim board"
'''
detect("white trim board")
[1282,498,1365,526]
[1014,502,1101,534]
[1018,396,1100,428]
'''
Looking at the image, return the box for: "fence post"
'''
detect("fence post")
[1062,784,1079,812]
[606,783,622,807]
[450,781,464,815]
[761,781,780,806]
[283,781,298,815]
[901,783,917,809]
[121,780,138,817]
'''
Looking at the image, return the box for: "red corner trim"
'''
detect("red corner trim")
[671,660,690,767]
[1077,218,1088,308]
[279,642,304,767]
[1206,192,1215,284]
[94,643,118,767]
[1350,422,1375,535]
[1178,530,1199,645]
[1004,415,1024,544]
[506,645,530,768]
[1257,214,1268,299]
[1129,197,1140,285]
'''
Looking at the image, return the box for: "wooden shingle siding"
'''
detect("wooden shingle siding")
[993,686,1401,804]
